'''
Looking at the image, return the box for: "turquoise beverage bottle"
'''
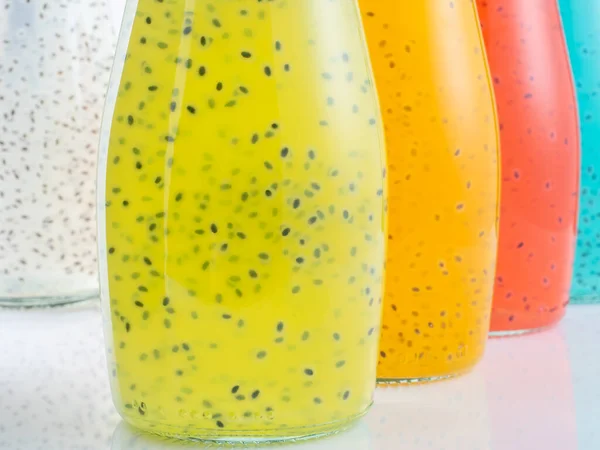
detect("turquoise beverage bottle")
[560,0,600,303]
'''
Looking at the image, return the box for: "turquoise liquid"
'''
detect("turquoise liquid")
[560,0,600,303]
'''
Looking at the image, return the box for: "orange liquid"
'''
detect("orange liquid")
[359,0,500,381]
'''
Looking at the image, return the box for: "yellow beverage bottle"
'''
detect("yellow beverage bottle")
[98,0,386,442]
[358,0,499,382]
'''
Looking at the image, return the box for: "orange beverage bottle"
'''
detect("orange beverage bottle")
[477,0,580,335]
[358,0,500,382]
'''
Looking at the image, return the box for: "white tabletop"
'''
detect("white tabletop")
[0,303,598,450]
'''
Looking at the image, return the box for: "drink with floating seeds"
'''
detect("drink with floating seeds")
[0,0,117,306]
[358,0,500,382]
[560,0,600,305]
[98,0,386,442]
[477,0,579,334]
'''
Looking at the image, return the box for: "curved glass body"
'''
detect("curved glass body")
[358,0,499,382]
[98,0,386,442]
[560,0,600,304]
[477,0,580,333]
[0,0,117,306]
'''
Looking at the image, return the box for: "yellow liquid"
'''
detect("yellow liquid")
[358,0,499,381]
[100,0,386,440]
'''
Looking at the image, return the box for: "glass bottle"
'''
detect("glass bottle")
[358,0,499,382]
[98,0,386,442]
[560,0,600,304]
[477,0,580,334]
[0,0,119,306]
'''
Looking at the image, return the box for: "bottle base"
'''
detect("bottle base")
[0,290,98,308]
[376,368,472,385]
[569,293,600,305]
[488,323,555,338]
[118,404,371,445]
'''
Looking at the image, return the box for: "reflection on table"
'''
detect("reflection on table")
[0,305,596,450]
[485,327,578,450]
[110,325,581,450]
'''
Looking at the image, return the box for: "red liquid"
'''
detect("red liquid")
[477,0,579,333]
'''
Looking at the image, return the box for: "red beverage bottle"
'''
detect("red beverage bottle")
[477,0,580,334]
